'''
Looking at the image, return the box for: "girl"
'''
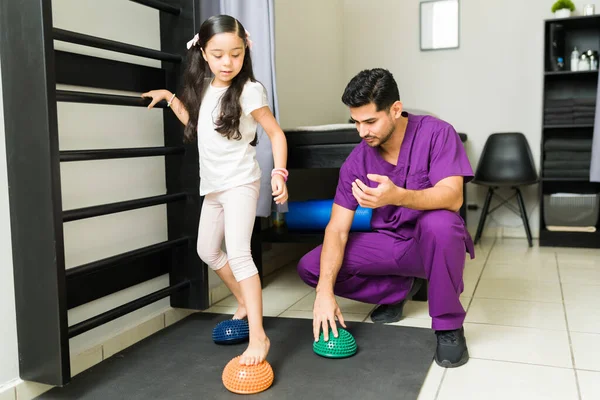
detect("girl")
[142,15,288,366]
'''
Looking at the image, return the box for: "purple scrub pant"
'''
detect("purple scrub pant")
[296,210,474,331]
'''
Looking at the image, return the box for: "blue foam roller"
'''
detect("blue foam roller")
[285,199,372,231]
[212,319,249,345]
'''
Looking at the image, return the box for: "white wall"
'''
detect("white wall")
[275,0,600,237]
[0,58,20,390]
[274,0,348,129]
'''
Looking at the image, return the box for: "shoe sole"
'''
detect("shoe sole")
[434,348,469,368]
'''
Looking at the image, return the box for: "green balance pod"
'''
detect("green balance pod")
[313,327,357,359]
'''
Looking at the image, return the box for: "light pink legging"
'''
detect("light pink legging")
[196,180,260,282]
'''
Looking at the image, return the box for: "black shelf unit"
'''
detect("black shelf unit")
[543,123,594,128]
[540,14,600,248]
[545,70,598,76]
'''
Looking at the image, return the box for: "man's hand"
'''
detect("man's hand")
[351,174,405,208]
[313,290,346,342]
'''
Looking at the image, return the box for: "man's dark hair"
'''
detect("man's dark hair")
[341,68,400,111]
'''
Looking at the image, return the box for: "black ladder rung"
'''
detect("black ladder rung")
[60,146,184,162]
[129,0,181,15]
[66,237,189,279]
[56,90,167,108]
[68,280,190,338]
[55,50,167,93]
[63,193,187,222]
[53,28,182,62]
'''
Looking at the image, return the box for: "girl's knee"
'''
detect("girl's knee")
[197,245,227,270]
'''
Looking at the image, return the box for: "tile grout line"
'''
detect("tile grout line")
[267,260,319,318]
[469,356,581,371]
[569,329,600,335]
[468,295,564,305]
[464,294,562,304]
[434,237,497,400]
[462,320,568,332]
[466,236,497,307]
[276,290,314,317]
[555,252,583,400]
[276,285,376,323]
[574,366,600,373]
[433,369,447,400]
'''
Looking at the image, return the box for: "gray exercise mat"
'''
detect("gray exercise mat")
[40,313,436,400]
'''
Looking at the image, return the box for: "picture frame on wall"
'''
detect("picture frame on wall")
[420,0,460,51]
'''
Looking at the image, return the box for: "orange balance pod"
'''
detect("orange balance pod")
[222,356,274,395]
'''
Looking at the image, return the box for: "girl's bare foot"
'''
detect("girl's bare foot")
[233,304,247,320]
[239,336,270,366]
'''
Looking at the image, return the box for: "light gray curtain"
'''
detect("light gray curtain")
[199,1,220,20]
[591,76,600,182]
[201,0,286,217]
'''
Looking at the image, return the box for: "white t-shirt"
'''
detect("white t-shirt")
[197,79,268,196]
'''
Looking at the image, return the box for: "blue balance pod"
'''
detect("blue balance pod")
[285,199,372,231]
[212,319,249,345]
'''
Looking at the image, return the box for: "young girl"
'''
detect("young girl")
[142,15,288,366]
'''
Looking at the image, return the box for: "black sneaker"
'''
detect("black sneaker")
[434,327,469,368]
[370,278,424,323]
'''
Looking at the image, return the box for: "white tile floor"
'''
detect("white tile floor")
[206,238,600,400]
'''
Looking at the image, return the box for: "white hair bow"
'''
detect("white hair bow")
[245,30,253,51]
[186,34,199,50]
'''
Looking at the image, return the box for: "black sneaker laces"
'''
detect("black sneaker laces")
[436,330,458,345]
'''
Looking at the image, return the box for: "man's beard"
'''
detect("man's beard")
[366,121,395,148]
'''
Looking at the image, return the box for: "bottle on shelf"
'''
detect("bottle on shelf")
[571,46,580,71]
[586,50,598,70]
[579,53,591,70]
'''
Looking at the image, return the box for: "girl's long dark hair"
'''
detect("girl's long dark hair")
[179,15,256,143]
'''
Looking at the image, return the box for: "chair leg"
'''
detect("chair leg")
[515,188,533,247]
[474,187,494,245]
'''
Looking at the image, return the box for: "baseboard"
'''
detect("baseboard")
[467,226,503,239]
[502,227,539,239]
[11,307,196,400]
[0,381,17,400]
[467,226,540,241]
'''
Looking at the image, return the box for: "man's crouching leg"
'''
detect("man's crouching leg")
[416,210,471,368]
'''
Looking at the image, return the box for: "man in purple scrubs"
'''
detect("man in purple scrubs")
[296,68,475,368]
